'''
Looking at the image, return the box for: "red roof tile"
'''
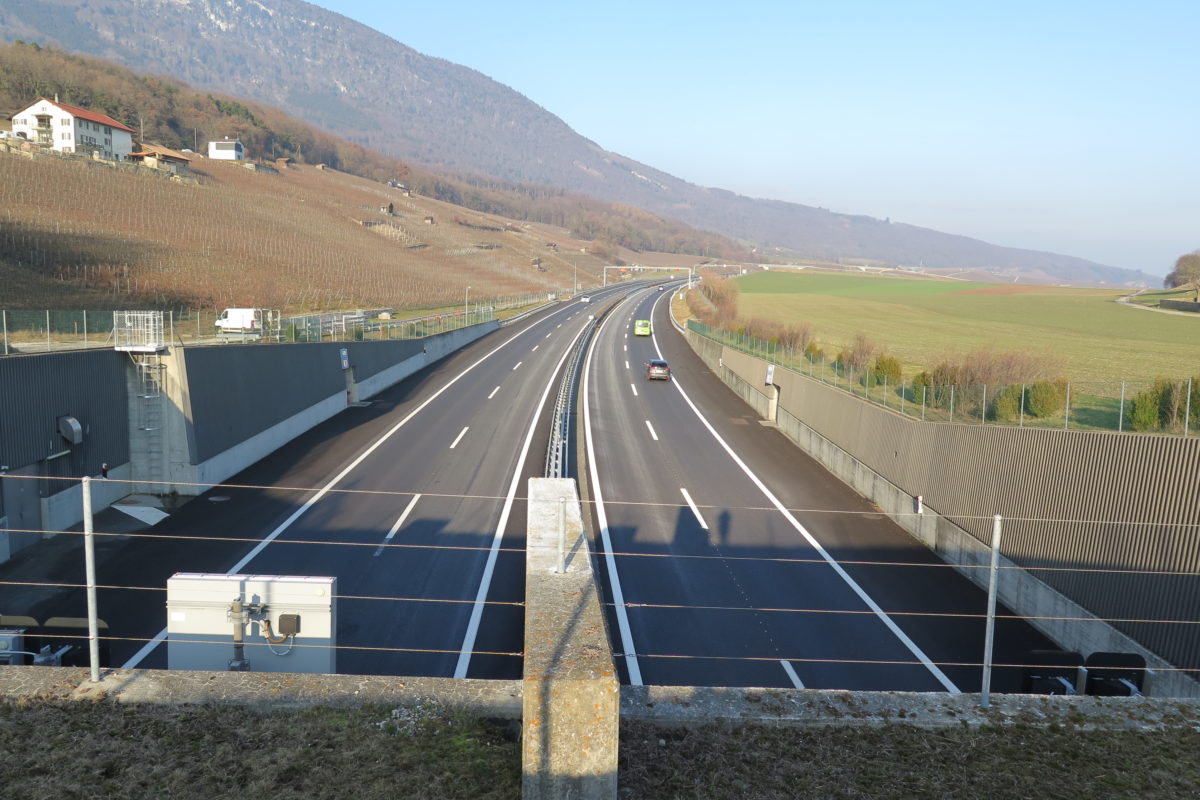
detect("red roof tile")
[38,98,135,133]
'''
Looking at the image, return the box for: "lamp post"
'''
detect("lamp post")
[465,285,470,321]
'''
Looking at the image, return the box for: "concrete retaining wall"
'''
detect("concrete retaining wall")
[1160,299,1200,313]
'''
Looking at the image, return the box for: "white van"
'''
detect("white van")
[215,308,273,332]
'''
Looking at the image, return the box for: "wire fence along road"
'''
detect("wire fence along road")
[0,476,1195,690]
[0,293,555,354]
[689,320,1200,437]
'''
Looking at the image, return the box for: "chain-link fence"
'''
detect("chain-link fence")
[0,294,557,355]
[690,320,1198,436]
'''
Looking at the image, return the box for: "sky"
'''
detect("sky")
[311,0,1197,277]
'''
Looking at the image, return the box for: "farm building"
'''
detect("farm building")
[207,138,245,160]
[129,144,192,175]
[8,98,134,161]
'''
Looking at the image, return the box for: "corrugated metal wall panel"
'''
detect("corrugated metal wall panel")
[0,350,129,478]
[706,338,1200,673]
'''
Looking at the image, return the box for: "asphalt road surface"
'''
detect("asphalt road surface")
[583,286,1054,692]
[4,282,1054,691]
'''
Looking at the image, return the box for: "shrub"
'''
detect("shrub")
[778,321,813,354]
[1157,378,1185,429]
[803,341,825,362]
[1129,385,1163,431]
[991,384,1024,421]
[1026,379,1067,418]
[870,353,902,387]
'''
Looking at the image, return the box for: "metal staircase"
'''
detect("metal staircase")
[113,312,168,492]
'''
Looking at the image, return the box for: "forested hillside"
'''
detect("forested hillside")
[0,42,751,262]
[0,0,1155,286]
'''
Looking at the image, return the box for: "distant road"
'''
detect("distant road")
[1117,289,1200,317]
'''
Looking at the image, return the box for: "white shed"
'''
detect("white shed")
[207,138,245,160]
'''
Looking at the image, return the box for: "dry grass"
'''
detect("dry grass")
[2,700,1198,799]
[0,149,615,312]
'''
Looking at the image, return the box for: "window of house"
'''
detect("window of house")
[62,132,71,140]
[61,118,69,126]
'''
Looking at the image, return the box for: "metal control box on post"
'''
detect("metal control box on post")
[166,573,336,673]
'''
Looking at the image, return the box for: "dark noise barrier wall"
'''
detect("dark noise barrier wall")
[0,322,498,561]
[686,329,1200,697]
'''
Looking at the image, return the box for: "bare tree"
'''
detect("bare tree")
[1165,250,1200,301]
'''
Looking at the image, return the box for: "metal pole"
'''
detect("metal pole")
[922,386,926,421]
[1064,383,1071,430]
[1019,384,1025,427]
[981,385,987,424]
[557,497,566,574]
[82,477,101,683]
[1185,378,1192,436]
[980,514,1002,708]
[2,310,7,355]
[46,309,51,351]
[1118,382,1125,432]
[83,309,88,346]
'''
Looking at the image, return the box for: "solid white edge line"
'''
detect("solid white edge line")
[123,307,568,670]
[374,493,422,557]
[781,659,805,688]
[584,301,644,685]
[644,420,658,441]
[454,322,592,678]
[630,383,638,397]
[680,487,708,530]
[449,426,469,449]
[647,292,960,694]
[488,386,500,399]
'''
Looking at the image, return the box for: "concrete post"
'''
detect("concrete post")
[524,478,618,800]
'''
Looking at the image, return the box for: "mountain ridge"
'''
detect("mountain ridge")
[0,0,1154,287]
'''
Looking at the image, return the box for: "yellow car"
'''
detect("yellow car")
[634,319,652,336]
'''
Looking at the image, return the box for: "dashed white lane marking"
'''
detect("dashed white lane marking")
[373,494,422,557]
[625,361,629,369]
[680,488,708,530]
[681,489,705,532]
[487,386,500,399]
[623,345,627,352]
[645,420,658,441]
[545,332,552,338]
[450,426,469,449]
[781,660,805,689]
[532,345,539,352]
[512,361,523,370]
[557,323,562,328]
[456,322,592,678]
[630,383,638,397]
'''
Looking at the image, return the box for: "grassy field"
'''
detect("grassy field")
[733,270,1200,385]
[2,700,1198,799]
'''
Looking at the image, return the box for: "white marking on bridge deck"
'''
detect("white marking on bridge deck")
[450,426,469,449]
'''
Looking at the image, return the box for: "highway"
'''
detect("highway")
[107,289,627,677]
[14,280,1054,691]
[583,285,1054,692]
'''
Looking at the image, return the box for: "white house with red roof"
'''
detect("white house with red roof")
[9,98,135,161]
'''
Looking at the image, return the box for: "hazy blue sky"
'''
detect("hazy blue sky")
[314,0,1196,276]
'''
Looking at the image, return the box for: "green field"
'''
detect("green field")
[734,270,1200,385]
